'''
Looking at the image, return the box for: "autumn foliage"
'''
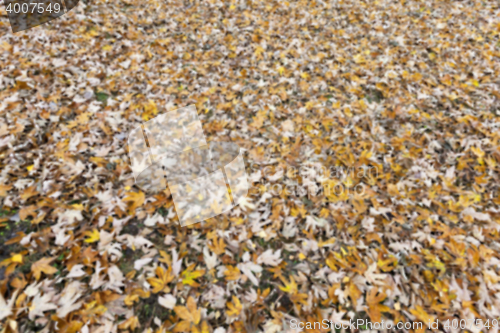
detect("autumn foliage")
[1,0,500,332]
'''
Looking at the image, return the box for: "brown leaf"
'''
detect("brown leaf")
[31,257,58,280]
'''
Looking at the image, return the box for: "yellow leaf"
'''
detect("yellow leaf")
[353,54,365,64]
[124,294,140,306]
[174,305,192,321]
[347,281,362,307]
[147,266,174,293]
[387,184,400,196]
[279,275,298,294]
[173,298,200,324]
[172,320,192,332]
[410,305,435,324]
[223,265,241,281]
[200,321,210,333]
[122,191,145,212]
[84,229,100,243]
[226,296,242,317]
[118,316,140,330]
[471,146,485,158]
[65,321,83,333]
[254,46,264,57]
[0,253,23,268]
[291,292,308,306]
[144,99,158,115]
[181,264,205,287]
[71,203,84,211]
[187,296,201,324]
[158,250,171,265]
[11,254,23,264]
[377,255,398,272]
[26,165,34,172]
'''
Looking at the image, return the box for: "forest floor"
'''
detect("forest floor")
[1,0,500,332]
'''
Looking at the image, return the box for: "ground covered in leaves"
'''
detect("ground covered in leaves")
[1,0,500,332]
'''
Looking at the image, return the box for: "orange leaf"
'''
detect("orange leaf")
[19,205,37,220]
[365,287,390,322]
[0,184,12,197]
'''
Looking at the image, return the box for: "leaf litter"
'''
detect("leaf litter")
[0,0,500,332]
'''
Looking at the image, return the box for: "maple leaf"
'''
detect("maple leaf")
[56,281,84,317]
[10,275,27,290]
[207,235,226,255]
[173,296,201,332]
[29,291,57,320]
[141,99,159,121]
[19,205,37,220]
[0,290,18,321]
[257,249,282,266]
[118,316,140,330]
[377,255,398,272]
[31,257,58,280]
[226,295,242,317]
[158,250,172,265]
[254,46,265,58]
[279,275,298,294]
[181,264,205,287]
[0,184,12,197]
[224,265,241,281]
[410,305,435,324]
[122,191,145,212]
[347,281,363,307]
[147,266,174,293]
[192,321,210,333]
[2,0,500,328]
[365,288,390,322]
[20,185,38,201]
[124,293,140,306]
[83,229,100,243]
[67,264,86,278]
[290,292,308,311]
[0,253,22,267]
[82,247,98,266]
